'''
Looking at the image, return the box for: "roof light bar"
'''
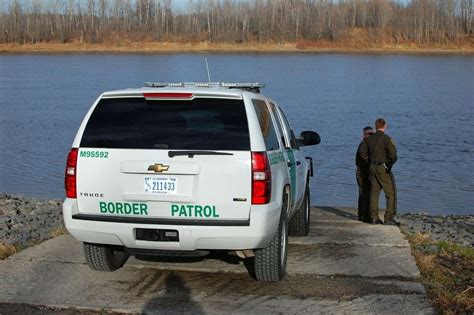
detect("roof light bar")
[221,83,265,88]
[144,82,265,93]
[145,82,186,88]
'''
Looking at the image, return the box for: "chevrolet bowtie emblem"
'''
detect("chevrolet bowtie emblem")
[148,164,170,173]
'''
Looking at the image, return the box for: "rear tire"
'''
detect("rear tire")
[288,184,310,236]
[83,243,129,271]
[254,194,288,282]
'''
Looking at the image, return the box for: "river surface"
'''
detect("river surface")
[0,54,473,215]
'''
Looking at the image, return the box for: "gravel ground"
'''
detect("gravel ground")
[0,193,64,248]
[1,193,472,249]
[400,213,474,247]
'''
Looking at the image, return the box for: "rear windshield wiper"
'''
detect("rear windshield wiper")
[168,150,234,158]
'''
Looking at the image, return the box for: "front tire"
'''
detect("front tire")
[288,184,310,236]
[83,243,129,271]
[254,194,289,282]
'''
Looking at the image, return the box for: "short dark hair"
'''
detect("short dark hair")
[363,126,373,132]
[375,118,386,129]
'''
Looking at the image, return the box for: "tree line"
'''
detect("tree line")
[1,0,472,45]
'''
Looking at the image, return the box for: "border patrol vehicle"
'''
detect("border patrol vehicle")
[63,82,320,281]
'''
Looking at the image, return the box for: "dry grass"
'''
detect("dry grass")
[0,243,17,260]
[0,40,472,54]
[50,227,67,238]
[405,232,474,314]
[0,228,68,260]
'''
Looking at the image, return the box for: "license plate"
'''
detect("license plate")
[144,176,178,194]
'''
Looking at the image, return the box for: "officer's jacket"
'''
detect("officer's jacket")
[360,130,397,167]
[355,140,369,169]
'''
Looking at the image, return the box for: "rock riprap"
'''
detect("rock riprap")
[0,193,64,248]
[400,213,473,246]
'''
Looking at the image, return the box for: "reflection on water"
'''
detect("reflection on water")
[0,54,473,215]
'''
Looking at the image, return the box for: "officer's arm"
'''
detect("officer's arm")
[387,137,398,166]
[359,141,369,164]
[355,143,362,166]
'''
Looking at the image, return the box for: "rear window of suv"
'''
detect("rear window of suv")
[80,97,250,150]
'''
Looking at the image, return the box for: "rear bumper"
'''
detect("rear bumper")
[63,199,280,251]
[71,213,250,226]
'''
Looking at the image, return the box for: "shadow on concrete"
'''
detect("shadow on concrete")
[242,257,256,280]
[142,271,204,314]
[135,250,238,264]
[134,251,255,276]
[319,207,359,221]
[135,254,207,264]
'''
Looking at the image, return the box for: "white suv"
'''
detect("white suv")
[63,82,320,281]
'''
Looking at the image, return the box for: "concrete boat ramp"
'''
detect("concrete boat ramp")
[0,207,433,314]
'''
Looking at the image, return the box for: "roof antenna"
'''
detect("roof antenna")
[205,57,211,83]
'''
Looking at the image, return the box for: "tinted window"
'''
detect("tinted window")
[277,108,299,149]
[81,98,250,150]
[252,99,280,151]
[269,102,287,147]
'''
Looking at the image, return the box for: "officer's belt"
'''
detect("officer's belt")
[370,161,386,165]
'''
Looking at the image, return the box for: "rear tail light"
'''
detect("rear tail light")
[65,148,78,198]
[252,152,272,204]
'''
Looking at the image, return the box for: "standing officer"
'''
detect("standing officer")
[360,118,398,225]
[355,126,373,222]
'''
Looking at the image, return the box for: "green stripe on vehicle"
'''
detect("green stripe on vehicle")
[286,149,297,207]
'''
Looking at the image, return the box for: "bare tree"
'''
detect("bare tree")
[0,0,471,45]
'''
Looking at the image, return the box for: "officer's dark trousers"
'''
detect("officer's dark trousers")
[369,164,395,222]
[356,168,370,221]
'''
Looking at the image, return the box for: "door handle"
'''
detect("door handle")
[296,160,301,166]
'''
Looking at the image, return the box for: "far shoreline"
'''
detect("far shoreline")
[1,42,473,55]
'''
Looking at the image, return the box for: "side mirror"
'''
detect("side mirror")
[300,131,321,146]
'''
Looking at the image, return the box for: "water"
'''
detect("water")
[0,54,473,215]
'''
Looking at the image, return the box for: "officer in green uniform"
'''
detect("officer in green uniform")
[355,126,373,222]
[360,118,398,225]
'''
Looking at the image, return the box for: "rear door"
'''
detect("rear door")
[75,95,252,222]
[273,106,305,210]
